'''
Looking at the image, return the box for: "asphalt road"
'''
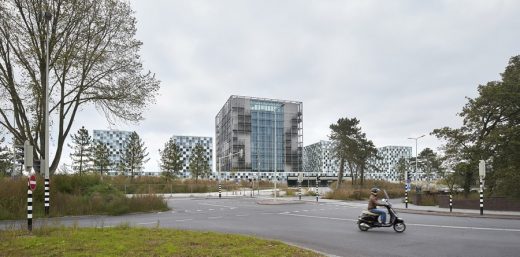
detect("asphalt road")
[3,197,520,257]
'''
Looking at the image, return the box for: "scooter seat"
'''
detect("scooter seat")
[362,210,379,216]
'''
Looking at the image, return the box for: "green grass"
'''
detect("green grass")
[0,226,323,257]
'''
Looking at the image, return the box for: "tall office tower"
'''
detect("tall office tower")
[92,129,132,176]
[172,135,213,178]
[368,146,412,181]
[215,96,303,180]
[303,140,349,177]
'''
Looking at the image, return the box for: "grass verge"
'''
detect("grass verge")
[0,226,323,257]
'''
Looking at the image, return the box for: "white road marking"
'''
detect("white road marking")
[279,213,520,233]
[408,223,520,232]
[303,210,309,212]
[209,209,215,211]
[280,212,356,222]
[235,214,249,217]
[208,216,222,219]
[137,222,157,225]
[196,210,202,212]
[176,219,193,222]
[200,203,237,209]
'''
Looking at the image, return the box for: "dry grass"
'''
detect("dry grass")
[325,180,405,200]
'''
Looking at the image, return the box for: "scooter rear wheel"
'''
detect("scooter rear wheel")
[393,222,406,233]
[358,222,369,231]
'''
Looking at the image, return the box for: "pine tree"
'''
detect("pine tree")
[0,136,12,176]
[121,131,150,178]
[159,138,183,180]
[189,144,210,182]
[68,126,92,175]
[92,141,111,177]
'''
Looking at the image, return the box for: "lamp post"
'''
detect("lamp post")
[273,104,284,201]
[406,135,425,208]
[43,10,52,216]
[218,149,243,198]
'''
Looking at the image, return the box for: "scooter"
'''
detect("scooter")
[357,190,406,233]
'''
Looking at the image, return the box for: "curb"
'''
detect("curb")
[394,208,520,220]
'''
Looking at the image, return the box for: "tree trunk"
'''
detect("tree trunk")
[336,158,345,189]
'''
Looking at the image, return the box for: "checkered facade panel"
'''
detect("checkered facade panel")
[304,142,437,182]
[303,140,349,177]
[93,130,132,175]
[173,135,213,178]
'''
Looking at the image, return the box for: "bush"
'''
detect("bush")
[0,174,168,220]
[325,180,405,200]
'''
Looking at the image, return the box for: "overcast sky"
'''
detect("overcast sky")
[62,0,520,172]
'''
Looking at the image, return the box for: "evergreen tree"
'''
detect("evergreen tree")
[68,126,92,175]
[395,157,409,184]
[0,136,12,176]
[122,131,150,177]
[417,148,443,190]
[329,117,377,187]
[92,141,111,177]
[159,138,183,180]
[189,144,210,182]
[433,55,520,197]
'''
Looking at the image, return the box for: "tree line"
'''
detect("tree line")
[330,55,520,198]
[65,127,210,181]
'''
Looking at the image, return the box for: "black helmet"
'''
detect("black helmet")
[370,188,380,194]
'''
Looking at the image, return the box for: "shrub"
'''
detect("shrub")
[325,180,405,200]
[0,174,167,220]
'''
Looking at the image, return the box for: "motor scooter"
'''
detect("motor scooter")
[357,190,406,233]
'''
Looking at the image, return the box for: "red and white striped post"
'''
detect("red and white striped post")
[27,175,36,232]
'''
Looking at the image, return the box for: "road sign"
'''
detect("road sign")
[29,175,37,191]
[479,160,486,179]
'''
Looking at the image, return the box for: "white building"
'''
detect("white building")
[172,135,213,178]
[92,129,138,176]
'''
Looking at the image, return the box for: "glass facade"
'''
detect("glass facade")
[215,96,303,180]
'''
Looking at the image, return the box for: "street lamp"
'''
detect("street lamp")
[273,104,284,201]
[217,149,243,198]
[44,10,52,216]
[406,135,425,208]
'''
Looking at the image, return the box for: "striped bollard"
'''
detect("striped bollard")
[218,182,222,199]
[298,180,301,200]
[450,193,453,212]
[44,178,50,215]
[315,176,319,202]
[27,187,33,231]
[480,179,484,215]
[405,191,408,208]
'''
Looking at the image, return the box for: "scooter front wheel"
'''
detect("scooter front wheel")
[393,222,406,233]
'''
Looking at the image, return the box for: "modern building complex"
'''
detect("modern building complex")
[303,141,418,182]
[303,140,348,177]
[215,96,303,180]
[366,146,412,181]
[92,129,133,176]
[172,135,213,178]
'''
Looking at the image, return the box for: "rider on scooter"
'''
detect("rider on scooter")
[368,188,388,225]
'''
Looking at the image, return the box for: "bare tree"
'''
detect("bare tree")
[0,0,160,174]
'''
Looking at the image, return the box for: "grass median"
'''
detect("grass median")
[0,225,323,257]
